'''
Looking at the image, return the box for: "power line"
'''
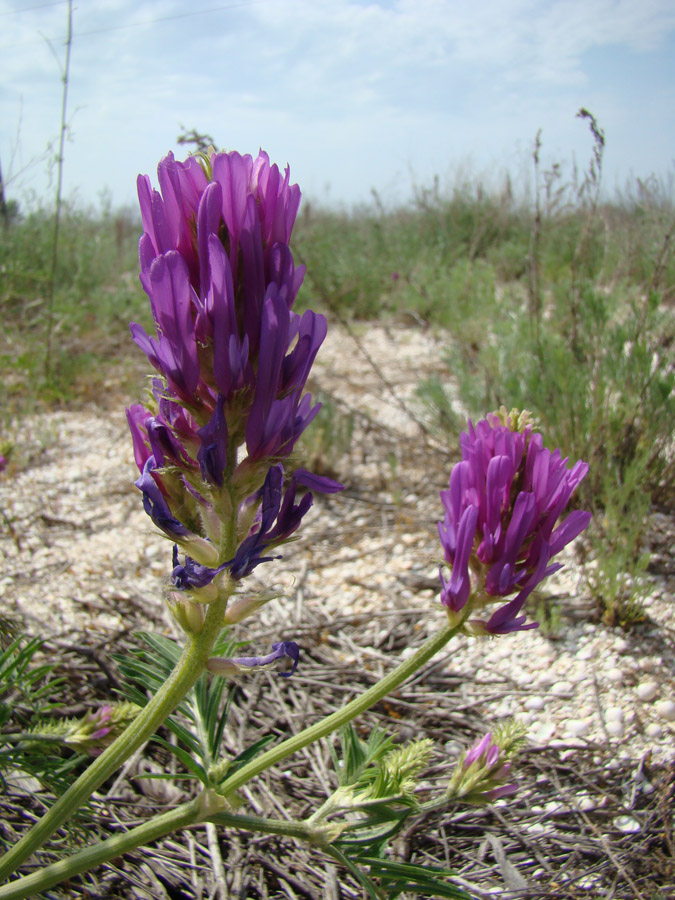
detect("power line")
[0,0,67,16]
[74,1,251,38]
[0,0,252,51]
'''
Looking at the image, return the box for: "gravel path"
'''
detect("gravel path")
[2,323,674,768]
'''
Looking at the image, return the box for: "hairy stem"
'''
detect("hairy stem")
[0,615,465,897]
[0,588,232,883]
[0,793,327,900]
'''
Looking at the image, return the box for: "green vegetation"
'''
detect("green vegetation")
[1,123,673,627]
[0,199,145,413]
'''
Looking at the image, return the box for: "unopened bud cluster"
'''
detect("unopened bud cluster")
[446,722,526,804]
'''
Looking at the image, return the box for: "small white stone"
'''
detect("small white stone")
[551,680,573,696]
[646,723,663,739]
[636,681,659,702]
[569,667,588,684]
[614,815,641,833]
[577,875,602,889]
[605,706,624,722]
[524,696,545,711]
[613,637,629,653]
[607,668,624,684]
[544,801,563,814]
[576,794,596,811]
[529,721,556,743]
[655,699,675,721]
[566,719,590,737]
[605,719,624,737]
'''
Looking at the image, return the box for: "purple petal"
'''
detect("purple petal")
[294,469,344,494]
[440,505,478,612]
[126,404,153,471]
[172,545,226,590]
[549,509,592,556]
[197,396,229,486]
[135,457,190,540]
[464,733,492,767]
[232,641,300,677]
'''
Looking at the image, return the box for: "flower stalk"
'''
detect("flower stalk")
[0,790,332,900]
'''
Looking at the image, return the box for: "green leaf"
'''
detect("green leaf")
[334,723,396,788]
[150,736,208,784]
[226,734,277,776]
[359,857,472,899]
[138,631,183,666]
[324,845,383,900]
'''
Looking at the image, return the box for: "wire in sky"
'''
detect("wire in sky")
[0,0,254,51]
[0,0,67,16]
[74,1,252,38]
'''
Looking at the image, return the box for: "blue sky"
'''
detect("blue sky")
[1,0,674,211]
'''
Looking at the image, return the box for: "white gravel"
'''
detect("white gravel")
[1,325,674,764]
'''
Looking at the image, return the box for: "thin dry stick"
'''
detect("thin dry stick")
[548,765,648,900]
[44,0,73,378]
[205,822,228,900]
[294,247,433,440]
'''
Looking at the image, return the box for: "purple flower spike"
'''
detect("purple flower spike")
[129,146,337,593]
[438,411,591,632]
[447,728,522,804]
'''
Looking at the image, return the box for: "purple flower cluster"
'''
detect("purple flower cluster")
[438,412,591,634]
[127,150,341,594]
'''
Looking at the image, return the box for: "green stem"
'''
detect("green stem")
[0,589,232,883]
[0,797,205,900]
[218,617,464,800]
[0,794,326,900]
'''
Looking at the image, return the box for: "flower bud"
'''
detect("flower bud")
[446,722,526,805]
[167,592,206,634]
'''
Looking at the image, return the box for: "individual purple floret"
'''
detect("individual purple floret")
[438,410,591,633]
[227,465,341,579]
[207,641,300,677]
